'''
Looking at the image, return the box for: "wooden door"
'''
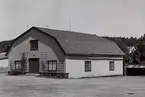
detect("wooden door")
[29,58,39,73]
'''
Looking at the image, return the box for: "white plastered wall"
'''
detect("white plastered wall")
[66,58,123,78]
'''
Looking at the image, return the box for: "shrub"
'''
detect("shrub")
[8,70,24,75]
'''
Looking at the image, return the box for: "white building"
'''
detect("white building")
[0,52,8,73]
[127,46,136,54]
[6,27,124,78]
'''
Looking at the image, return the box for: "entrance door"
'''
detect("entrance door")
[29,58,39,73]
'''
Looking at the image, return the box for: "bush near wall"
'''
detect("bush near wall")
[8,70,26,75]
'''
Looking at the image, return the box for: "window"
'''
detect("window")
[48,60,57,71]
[15,61,21,69]
[30,40,38,50]
[109,61,115,71]
[85,61,91,72]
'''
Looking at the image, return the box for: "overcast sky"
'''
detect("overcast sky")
[0,0,145,41]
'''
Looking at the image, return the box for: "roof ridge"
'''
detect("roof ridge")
[34,26,97,36]
[35,26,115,43]
[59,38,113,43]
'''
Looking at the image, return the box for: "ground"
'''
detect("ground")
[0,74,145,97]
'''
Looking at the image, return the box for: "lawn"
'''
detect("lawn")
[0,74,145,97]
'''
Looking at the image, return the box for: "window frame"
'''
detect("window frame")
[47,60,57,71]
[30,40,38,51]
[109,61,115,71]
[85,61,91,72]
[15,60,21,69]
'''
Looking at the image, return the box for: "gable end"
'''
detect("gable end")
[6,27,66,56]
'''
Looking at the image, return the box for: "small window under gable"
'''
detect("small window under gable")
[30,40,38,51]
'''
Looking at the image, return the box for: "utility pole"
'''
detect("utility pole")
[69,20,72,31]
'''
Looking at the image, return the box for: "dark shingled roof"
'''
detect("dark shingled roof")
[35,27,124,56]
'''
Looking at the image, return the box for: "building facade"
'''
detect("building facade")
[7,27,124,78]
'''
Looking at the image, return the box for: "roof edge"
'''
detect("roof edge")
[34,27,66,55]
[6,27,35,56]
[67,53,125,57]
[6,26,67,56]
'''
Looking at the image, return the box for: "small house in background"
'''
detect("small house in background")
[126,46,145,76]
[127,46,136,54]
[0,52,8,73]
[6,27,125,78]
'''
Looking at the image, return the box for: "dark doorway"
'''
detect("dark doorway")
[29,58,39,73]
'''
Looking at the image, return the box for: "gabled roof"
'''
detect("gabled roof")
[127,46,136,54]
[127,46,134,50]
[7,27,125,56]
[35,27,124,56]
